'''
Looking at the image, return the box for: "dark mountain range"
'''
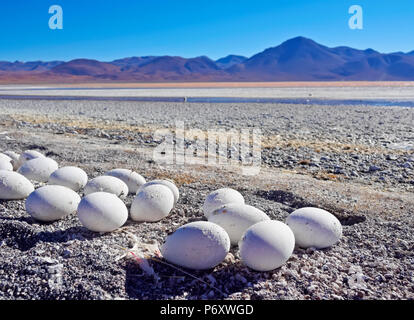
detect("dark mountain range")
[1,37,414,82]
[228,37,414,81]
[120,56,221,76]
[215,55,248,69]
[0,60,63,72]
[109,56,157,71]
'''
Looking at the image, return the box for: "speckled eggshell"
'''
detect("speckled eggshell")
[239,220,295,272]
[161,221,230,270]
[105,168,146,194]
[209,203,270,245]
[17,157,58,182]
[18,150,45,166]
[0,170,34,200]
[84,176,129,198]
[49,166,88,191]
[25,185,81,222]
[138,179,179,205]
[77,192,128,232]
[3,151,20,170]
[0,159,13,171]
[286,207,343,249]
[203,188,245,218]
[130,184,174,222]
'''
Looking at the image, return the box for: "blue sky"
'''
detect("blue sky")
[1,0,413,61]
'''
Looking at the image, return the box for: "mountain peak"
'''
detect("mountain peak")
[284,36,313,42]
[256,36,326,57]
[364,48,378,54]
[280,36,318,46]
[216,55,248,69]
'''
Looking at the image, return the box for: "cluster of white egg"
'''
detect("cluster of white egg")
[0,149,178,232]
[0,149,343,273]
[162,187,342,271]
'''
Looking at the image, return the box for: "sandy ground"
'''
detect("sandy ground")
[0,98,413,300]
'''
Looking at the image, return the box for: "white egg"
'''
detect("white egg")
[0,170,34,200]
[208,203,270,245]
[203,188,245,218]
[239,220,295,272]
[104,168,146,194]
[84,176,128,198]
[286,207,342,249]
[161,221,230,270]
[2,151,20,170]
[138,179,179,205]
[77,192,128,232]
[25,185,81,222]
[18,150,45,166]
[49,166,88,191]
[130,184,174,222]
[0,153,12,162]
[0,159,13,171]
[17,157,58,182]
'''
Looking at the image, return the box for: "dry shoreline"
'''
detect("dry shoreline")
[1,84,414,101]
[2,81,414,88]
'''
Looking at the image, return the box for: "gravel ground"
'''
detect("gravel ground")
[0,98,413,300]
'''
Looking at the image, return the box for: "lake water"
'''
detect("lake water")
[0,94,413,107]
[0,86,413,107]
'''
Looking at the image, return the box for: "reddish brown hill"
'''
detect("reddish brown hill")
[50,59,121,77]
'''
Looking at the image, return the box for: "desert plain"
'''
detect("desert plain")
[0,83,413,299]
